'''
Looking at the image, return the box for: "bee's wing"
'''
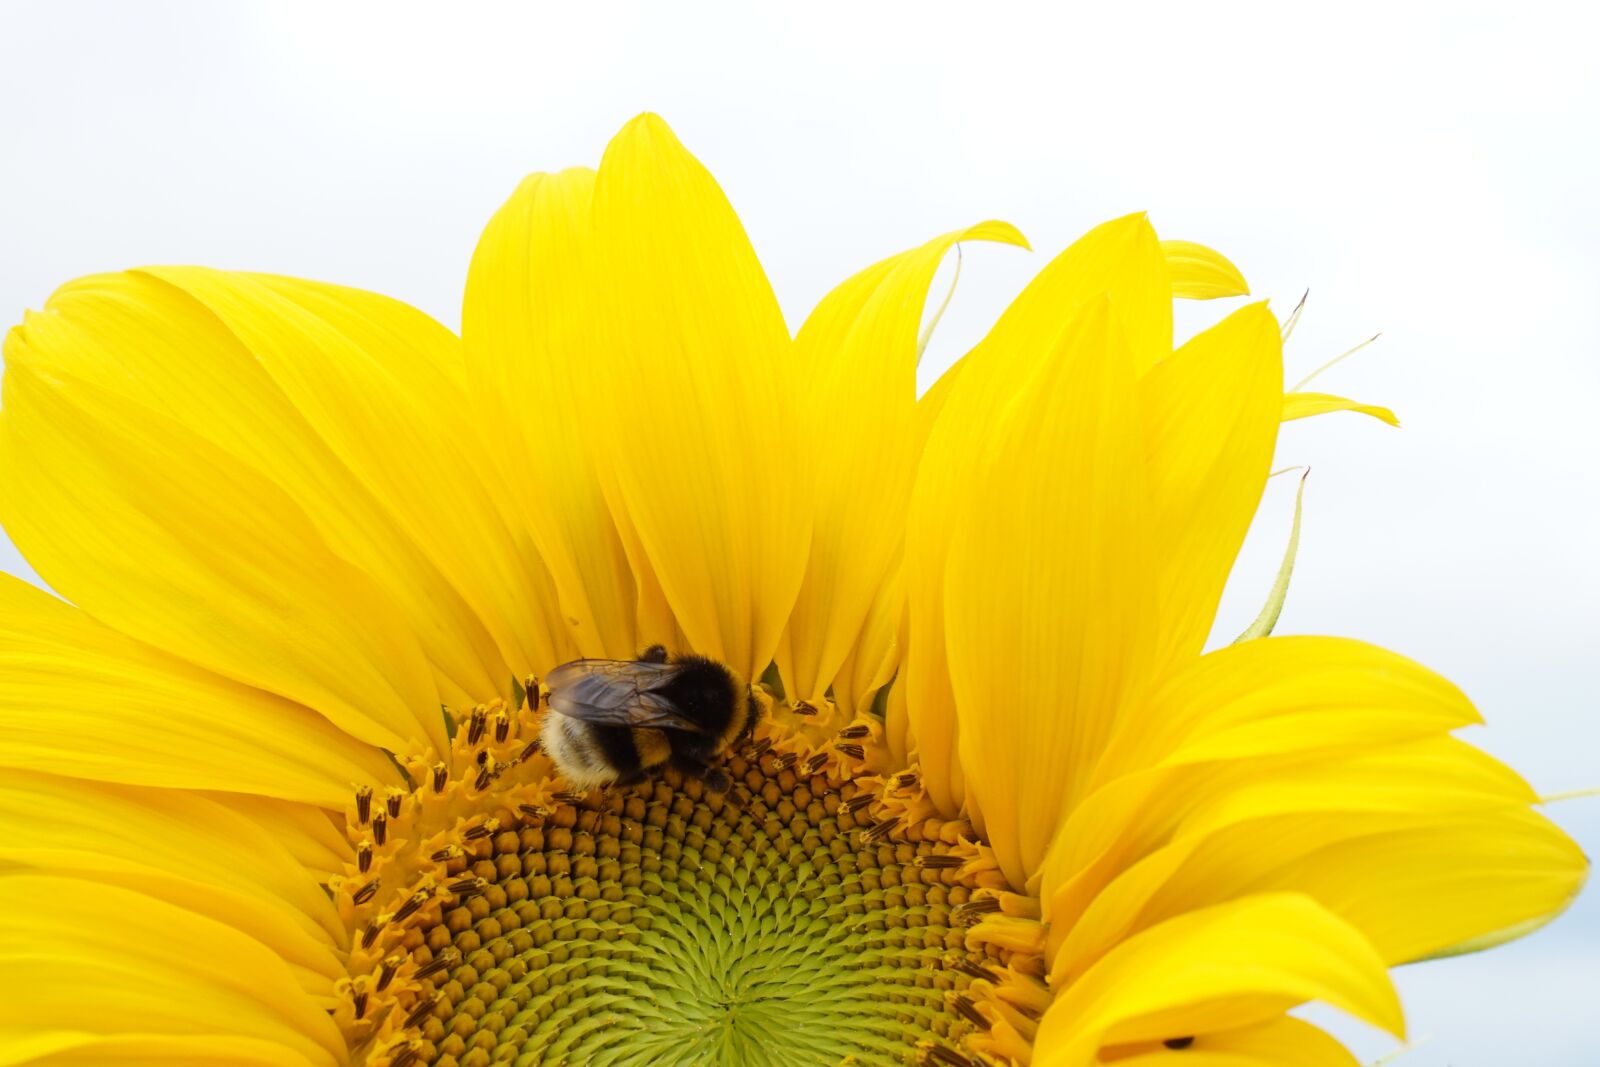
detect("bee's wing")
[544,659,708,735]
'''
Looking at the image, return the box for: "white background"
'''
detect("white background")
[1,3,1594,1062]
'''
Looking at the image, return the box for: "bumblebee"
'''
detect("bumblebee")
[539,645,763,792]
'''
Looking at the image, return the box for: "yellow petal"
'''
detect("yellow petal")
[882,649,913,771]
[944,297,1158,889]
[906,214,1170,818]
[1263,807,1587,965]
[1052,736,1546,981]
[0,575,394,805]
[1282,390,1400,426]
[0,355,443,756]
[2,1033,323,1067]
[1106,1017,1358,1067]
[582,113,806,679]
[1033,893,1402,1066]
[0,875,345,1066]
[463,167,642,661]
[1100,636,1479,785]
[1139,303,1282,670]
[832,551,906,717]
[1042,636,1481,923]
[158,268,572,679]
[6,269,514,709]
[984,212,1173,374]
[783,221,1027,702]
[0,771,347,985]
[214,793,353,882]
[1161,239,1250,300]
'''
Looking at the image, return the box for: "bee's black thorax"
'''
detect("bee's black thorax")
[656,654,743,760]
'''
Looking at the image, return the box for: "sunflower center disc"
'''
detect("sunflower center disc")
[393,749,988,1066]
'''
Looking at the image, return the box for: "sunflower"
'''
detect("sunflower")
[0,113,1583,1067]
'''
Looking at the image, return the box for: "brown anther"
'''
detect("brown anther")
[352,988,369,1019]
[772,752,798,772]
[474,764,492,791]
[430,844,462,864]
[463,818,500,841]
[836,724,871,740]
[893,771,919,791]
[371,811,388,846]
[376,954,404,992]
[385,791,403,819]
[467,707,488,746]
[351,878,380,906]
[430,762,448,793]
[861,815,902,844]
[952,897,1001,926]
[915,854,964,870]
[412,949,457,983]
[948,956,999,983]
[447,875,487,899]
[403,993,440,1030]
[356,841,374,874]
[392,887,432,924]
[949,993,990,1031]
[518,739,541,762]
[834,742,865,760]
[553,790,587,804]
[518,804,550,822]
[391,1041,423,1067]
[360,917,386,949]
[745,737,773,760]
[524,675,540,710]
[841,793,877,815]
[354,785,373,825]
[802,753,830,776]
[1165,1037,1196,1050]
[793,700,819,716]
[494,710,511,743]
[923,1046,975,1067]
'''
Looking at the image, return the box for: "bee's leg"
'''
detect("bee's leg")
[639,644,669,663]
[667,751,727,793]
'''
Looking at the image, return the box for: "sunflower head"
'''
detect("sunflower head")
[0,113,1584,1067]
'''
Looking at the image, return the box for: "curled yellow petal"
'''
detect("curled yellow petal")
[1161,239,1250,299]
[1282,390,1400,426]
[1232,469,1308,643]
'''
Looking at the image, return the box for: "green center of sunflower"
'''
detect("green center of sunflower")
[335,700,1007,1067]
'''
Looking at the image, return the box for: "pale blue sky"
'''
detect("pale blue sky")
[1,3,1595,1062]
